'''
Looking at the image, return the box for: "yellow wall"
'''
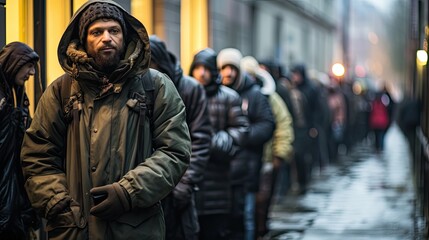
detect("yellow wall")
[132,0,153,35]
[5,0,36,114]
[45,0,71,87]
[5,0,27,43]
[73,0,87,12]
[181,0,208,75]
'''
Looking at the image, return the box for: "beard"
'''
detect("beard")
[93,44,125,74]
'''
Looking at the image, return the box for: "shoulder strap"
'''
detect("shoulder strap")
[141,69,155,120]
[60,75,72,116]
[134,70,155,161]
[61,75,83,124]
[59,74,83,201]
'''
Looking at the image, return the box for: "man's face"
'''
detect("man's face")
[291,71,302,86]
[220,65,238,86]
[15,62,35,86]
[85,19,124,72]
[192,64,212,86]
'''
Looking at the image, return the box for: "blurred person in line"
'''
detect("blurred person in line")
[289,64,321,194]
[190,48,249,240]
[259,60,294,115]
[326,76,347,162]
[369,85,394,152]
[149,35,212,240]
[307,70,331,170]
[218,48,275,240]
[259,60,295,200]
[20,1,191,239]
[0,41,41,240]
[241,56,294,239]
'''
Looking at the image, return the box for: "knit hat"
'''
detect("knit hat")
[217,48,242,70]
[78,2,127,44]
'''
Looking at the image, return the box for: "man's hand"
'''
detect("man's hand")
[273,156,283,170]
[173,182,193,210]
[46,196,71,220]
[90,182,131,220]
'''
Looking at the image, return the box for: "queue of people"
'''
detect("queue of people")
[0,1,395,240]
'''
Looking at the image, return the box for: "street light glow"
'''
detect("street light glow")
[417,50,428,65]
[332,63,345,77]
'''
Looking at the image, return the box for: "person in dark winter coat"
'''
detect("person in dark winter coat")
[190,48,249,240]
[20,1,191,239]
[241,56,295,239]
[149,35,212,240]
[289,64,321,194]
[218,48,275,240]
[0,41,40,240]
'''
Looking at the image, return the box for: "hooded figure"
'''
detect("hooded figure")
[0,42,40,239]
[217,48,275,239]
[189,48,221,96]
[21,1,191,239]
[189,48,250,239]
[289,64,321,194]
[241,56,294,238]
[150,35,212,240]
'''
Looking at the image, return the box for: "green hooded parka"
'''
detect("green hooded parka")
[21,1,191,239]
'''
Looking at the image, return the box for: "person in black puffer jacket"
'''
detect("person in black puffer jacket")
[217,48,275,240]
[190,48,249,240]
[149,35,212,240]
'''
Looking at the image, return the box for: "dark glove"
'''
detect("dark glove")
[211,131,236,162]
[173,182,193,210]
[22,208,41,230]
[46,196,72,220]
[90,182,131,221]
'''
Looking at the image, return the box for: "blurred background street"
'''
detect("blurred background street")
[267,123,423,239]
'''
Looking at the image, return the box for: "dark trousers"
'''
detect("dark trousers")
[256,163,279,238]
[199,214,230,240]
[162,193,199,240]
[373,129,387,151]
[229,184,245,240]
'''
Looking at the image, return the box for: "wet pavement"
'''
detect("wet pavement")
[266,124,424,240]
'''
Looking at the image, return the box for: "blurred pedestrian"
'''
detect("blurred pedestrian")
[369,87,393,152]
[259,60,295,199]
[0,41,40,240]
[21,1,191,239]
[149,35,212,240]
[326,79,347,162]
[241,56,294,239]
[289,64,321,194]
[218,48,275,240]
[190,48,249,240]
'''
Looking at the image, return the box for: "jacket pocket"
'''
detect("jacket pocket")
[115,202,161,227]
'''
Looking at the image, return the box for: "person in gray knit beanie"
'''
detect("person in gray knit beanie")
[78,2,127,45]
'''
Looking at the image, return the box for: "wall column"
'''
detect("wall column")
[181,0,208,74]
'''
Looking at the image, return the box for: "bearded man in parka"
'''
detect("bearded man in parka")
[20,1,191,239]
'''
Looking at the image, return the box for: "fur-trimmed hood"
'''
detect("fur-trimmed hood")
[57,0,150,85]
